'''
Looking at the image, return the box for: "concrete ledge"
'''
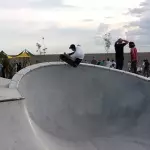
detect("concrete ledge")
[83,63,150,81]
[17,68,31,75]
[9,62,150,89]
[11,74,24,83]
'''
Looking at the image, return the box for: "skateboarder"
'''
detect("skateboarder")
[60,44,84,67]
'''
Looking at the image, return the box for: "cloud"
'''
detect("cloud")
[124,0,150,51]
[0,0,147,54]
[0,0,28,9]
[0,20,99,54]
[105,16,113,19]
[30,0,63,8]
[125,0,149,17]
[127,7,149,16]
[0,0,70,9]
[82,19,94,22]
[140,1,149,6]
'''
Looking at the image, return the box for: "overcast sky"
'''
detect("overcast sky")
[0,0,149,54]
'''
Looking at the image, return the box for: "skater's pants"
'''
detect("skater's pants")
[131,60,137,73]
[116,59,124,70]
[60,54,82,67]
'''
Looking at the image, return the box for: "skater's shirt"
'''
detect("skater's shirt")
[70,46,84,61]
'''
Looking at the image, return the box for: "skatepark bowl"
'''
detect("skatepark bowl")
[6,62,150,150]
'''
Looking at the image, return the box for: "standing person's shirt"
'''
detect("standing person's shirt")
[70,46,84,61]
[130,47,138,61]
[115,42,127,60]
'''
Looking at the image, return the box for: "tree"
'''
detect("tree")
[103,33,111,53]
[36,37,47,55]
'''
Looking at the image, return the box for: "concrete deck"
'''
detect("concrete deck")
[1,62,150,150]
[0,77,10,87]
[0,87,23,102]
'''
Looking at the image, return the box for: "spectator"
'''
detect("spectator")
[2,58,11,78]
[137,65,142,74]
[91,57,97,65]
[84,60,88,63]
[17,62,22,72]
[142,60,145,67]
[115,38,129,70]
[26,61,31,67]
[129,42,138,73]
[14,63,18,74]
[142,60,145,72]
[97,60,101,65]
[0,63,3,77]
[101,60,105,66]
[143,59,149,77]
[105,58,112,67]
[8,63,13,79]
[36,60,40,63]
[111,60,116,68]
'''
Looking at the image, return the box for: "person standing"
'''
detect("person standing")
[129,42,138,73]
[14,63,18,74]
[115,38,129,70]
[2,58,10,78]
[17,62,22,72]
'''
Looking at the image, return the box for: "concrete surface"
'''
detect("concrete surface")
[0,87,23,102]
[0,100,43,150]
[0,63,149,149]
[11,63,150,150]
[0,77,10,87]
